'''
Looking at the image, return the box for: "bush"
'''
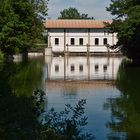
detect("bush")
[0,50,4,61]
[39,99,94,140]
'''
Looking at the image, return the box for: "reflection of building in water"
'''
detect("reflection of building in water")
[45,56,123,81]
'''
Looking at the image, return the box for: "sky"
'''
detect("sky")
[47,0,113,20]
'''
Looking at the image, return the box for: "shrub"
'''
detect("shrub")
[39,99,94,140]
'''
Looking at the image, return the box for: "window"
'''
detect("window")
[71,38,75,45]
[55,65,59,72]
[79,38,83,45]
[103,38,108,45]
[103,65,107,72]
[79,65,83,72]
[95,64,99,72]
[71,65,75,72]
[55,38,59,45]
[95,38,99,45]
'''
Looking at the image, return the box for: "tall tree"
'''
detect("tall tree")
[58,7,94,19]
[107,0,140,62]
[29,0,49,16]
[0,0,48,57]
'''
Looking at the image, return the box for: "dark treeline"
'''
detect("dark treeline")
[0,0,49,57]
[107,0,140,63]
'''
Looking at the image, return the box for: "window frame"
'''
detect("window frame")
[55,65,59,72]
[95,38,99,45]
[55,38,59,45]
[103,65,107,72]
[95,64,99,72]
[71,64,75,72]
[79,38,83,45]
[70,38,75,45]
[79,64,83,72]
[103,38,108,45]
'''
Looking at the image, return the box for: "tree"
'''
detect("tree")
[107,0,140,62]
[0,0,48,57]
[81,13,94,19]
[58,7,94,19]
[30,0,49,16]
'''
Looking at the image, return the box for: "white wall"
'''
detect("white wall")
[48,28,118,53]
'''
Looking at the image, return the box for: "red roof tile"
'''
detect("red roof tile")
[45,20,112,29]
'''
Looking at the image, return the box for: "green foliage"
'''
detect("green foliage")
[107,0,140,61]
[41,99,94,140]
[58,7,94,19]
[0,62,43,140]
[0,0,47,56]
[104,61,140,139]
[9,58,44,96]
[30,0,49,16]
[0,51,4,60]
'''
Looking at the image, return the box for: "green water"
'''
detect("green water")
[0,56,140,140]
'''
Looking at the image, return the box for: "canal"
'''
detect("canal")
[0,55,140,140]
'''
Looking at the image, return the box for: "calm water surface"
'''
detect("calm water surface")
[45,56,124,140]
[0,55,140,140]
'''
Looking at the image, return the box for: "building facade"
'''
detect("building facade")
[45,20,118,54]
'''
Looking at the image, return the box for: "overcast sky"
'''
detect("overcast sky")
[47,0,113,20]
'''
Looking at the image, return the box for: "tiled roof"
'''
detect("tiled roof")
[45,20,112,29]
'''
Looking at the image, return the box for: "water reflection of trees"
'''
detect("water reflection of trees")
[0,59,93,140]
[104,61,140,140]
[0,61,44,140]
[9,57,44,96]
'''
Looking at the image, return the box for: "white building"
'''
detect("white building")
[45,20,118,54]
